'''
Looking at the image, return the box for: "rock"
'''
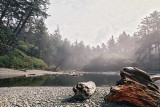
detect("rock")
[84,104,89,107]
[26,104,30,107]
[104,67,160,107]
[73,81,97,100]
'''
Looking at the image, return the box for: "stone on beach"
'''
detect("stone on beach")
[73,81,97,100]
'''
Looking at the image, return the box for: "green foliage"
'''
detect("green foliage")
[0,25,15,55]
[17,41,30,52]
[0,49,48,70]
[83,54,135,71]
[0,76,48,87]
[17,41,39,57]
[48,65,57,71]
[0,0,50,55]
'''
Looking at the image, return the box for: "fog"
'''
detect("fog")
[56,31,136,71]
[47,10,160,71]
[43,1,160,71]
[45,0,160,46]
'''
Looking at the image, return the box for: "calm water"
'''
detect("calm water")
[0,73,120,87]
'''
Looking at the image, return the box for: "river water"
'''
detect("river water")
[0,72,120,87]
[1,71,159,87]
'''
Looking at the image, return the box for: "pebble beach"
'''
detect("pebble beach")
[0,87,136,107]
[0,80,160,107]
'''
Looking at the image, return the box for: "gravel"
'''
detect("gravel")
[0,86,135,107]
[0,81,159,107]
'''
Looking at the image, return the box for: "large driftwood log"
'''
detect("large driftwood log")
[73,81,96,100]
[104,67,160,107]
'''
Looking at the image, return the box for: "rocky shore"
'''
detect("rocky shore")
[0,86,139,107]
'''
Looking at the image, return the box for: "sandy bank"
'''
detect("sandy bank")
[0,68,87,79]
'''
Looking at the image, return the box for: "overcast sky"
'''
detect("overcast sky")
[45,0,160,46]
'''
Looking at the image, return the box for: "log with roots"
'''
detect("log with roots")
[104,67,160,107]
[73,81,97,100]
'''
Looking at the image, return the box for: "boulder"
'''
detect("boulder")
[104,67,160,107]
[73,81,97,100]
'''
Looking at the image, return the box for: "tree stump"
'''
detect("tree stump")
[73,81,97,100]
[104,67,160,107]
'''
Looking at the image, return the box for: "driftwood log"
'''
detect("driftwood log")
[73,81,97,100]
[104,67,160,107]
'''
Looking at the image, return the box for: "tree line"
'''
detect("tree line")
[1,0,160,71]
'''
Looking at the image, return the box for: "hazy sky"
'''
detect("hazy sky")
[45,0,160,46]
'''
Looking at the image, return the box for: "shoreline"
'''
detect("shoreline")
[0,68,119,80]
[0,68,87,79]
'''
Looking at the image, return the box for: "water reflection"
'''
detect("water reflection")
[0,73,120,87]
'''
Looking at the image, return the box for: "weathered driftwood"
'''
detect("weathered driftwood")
[151,74,160,82]
[73,81,96,100]
[104,67,160,107]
